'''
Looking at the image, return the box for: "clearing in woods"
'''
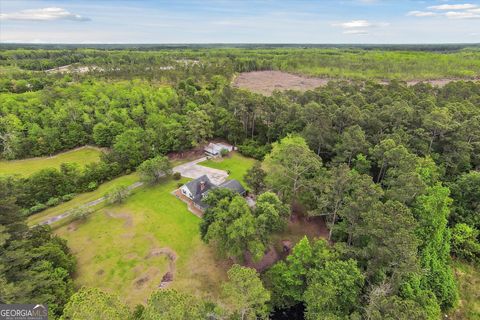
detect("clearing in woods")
[54,177,229,306]
[233,70,476,96]
[0,146,103,177]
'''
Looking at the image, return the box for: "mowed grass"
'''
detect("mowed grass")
[200,152,255,185]
[450,260,480,320]
[55,177,228,306]
[27,173,139,226]
[0,146,103,177]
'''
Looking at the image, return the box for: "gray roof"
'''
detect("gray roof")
[184,175,215,200]
[219,179,246,195]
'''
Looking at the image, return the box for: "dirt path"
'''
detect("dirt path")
[37,155,228,225]
[233,70,479,95]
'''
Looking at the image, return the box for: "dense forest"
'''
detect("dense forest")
[0,47,479,319]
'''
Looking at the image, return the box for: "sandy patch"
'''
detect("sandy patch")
[233,71,479,96]
[233,71,330,95]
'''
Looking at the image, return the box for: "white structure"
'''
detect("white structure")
[204,142,234,157]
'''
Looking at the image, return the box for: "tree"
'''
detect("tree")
[141,289,215,320]
[205,195,263,260]
[254,192,290,242]
[414,184,458,309]
[222,264,270,320]
[304,259,364,320]
[106,185,131,204]
[244,161,266,194]
[363,201,420,284]
[451,223,480,263]
[263,135,322,204]
[333,125,369,166]
[264,237,335,308]
[61,288,130,320]
[137,156,172,184]
[449,171,480,229]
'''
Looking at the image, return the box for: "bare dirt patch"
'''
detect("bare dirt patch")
[233,71,331,95]
[145,247,178,288]
[105,211,133,228]
[244,246,280,272]
[233,71,479,96]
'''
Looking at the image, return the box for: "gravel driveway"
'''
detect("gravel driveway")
[173,157,228,185]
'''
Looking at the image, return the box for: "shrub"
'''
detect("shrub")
[106,186,131,204]
[62,193,76,202]
[177,182,184,189]
[220,148,229,157]
[451,223,480,263]
[46,197,60,207]
[87,181,98,191]
[29,203,48,214]
[173,172,181,180]
[238,140,271,160]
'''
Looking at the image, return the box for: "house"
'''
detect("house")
[204,142,234,157]
[180,175,215,210]
[218,179,246,196]
[180,174,246,211]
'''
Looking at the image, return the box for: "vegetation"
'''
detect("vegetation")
[1,46,479,319]
[200,152,256,186]
[0,146,102,177]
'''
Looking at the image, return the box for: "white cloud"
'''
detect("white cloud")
[445,11,480,19]
[428,3,477,11]
[467,8,480,13]
[0,7,90,21]
[334,19,388,28]
[343,29,369,35]
[407,11,438,17]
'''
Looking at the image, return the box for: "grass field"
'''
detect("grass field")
[0,146,103,177]
[54,177,228,306]
[200,152,255,185]
[27,173,140,226]
[450,261,480,320]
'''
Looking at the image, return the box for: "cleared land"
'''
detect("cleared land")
[199,152,256,185]
[0,146,103,177]
[233,71,478,95]
[55,177,228,306]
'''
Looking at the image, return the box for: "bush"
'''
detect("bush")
[106,186,131,204]
[87,181,98,191]
[46,197,60,207]
[238,140,271,160]
[29,203,48,214]
[173,172,181,180]
[62,193,76,202]
[451,223,480,263]
[220,148,229,157]
[177,182,184,189]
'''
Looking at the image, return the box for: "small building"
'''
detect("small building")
[179,175,246,211]
[204,142,234,157]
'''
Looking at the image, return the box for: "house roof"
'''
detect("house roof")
[184,175,215,198]
[219,179,246,195]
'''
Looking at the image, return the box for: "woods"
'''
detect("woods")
[1,46,479,319]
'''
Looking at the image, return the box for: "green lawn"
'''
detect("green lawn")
[27,173,140,226]
[55,177,228,306]
[450,260,480,320]
[200,152,256,185]
[0,146,103,177]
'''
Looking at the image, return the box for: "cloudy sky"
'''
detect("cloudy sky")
[0,0,479,43]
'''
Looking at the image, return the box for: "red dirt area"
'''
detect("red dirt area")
[233,71,330,95]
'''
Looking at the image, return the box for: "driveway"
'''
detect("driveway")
[37,157,228,225]
[173,157,228,185]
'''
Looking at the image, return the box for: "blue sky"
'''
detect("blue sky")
[1,0,479,43]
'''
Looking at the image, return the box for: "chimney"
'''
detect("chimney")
[200,181,206,191]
